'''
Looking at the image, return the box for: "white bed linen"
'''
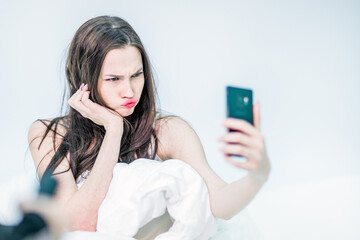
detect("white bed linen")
[0,171,38,225]
[0,159,263,240]
[72,158,218,240]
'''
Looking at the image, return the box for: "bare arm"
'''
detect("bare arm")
[29,84,123,231]
[156,102,270,220]
[64,125,122,230]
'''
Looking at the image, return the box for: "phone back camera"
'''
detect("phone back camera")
[237,96,249,109]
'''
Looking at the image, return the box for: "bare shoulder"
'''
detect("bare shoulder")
[155,114,193,134]
[154,114,199,160]
[28,118,67,143]
[28,118,77,203]
[155,113,227,193]
[28,118,68,177]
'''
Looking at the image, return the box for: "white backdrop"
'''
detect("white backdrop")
[0,0,359,239]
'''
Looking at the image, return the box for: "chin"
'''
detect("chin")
[116,108,135,117]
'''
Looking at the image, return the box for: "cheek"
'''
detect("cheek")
[98,85,112,104]
[138,79,145,93]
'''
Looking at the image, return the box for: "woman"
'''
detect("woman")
[28,15,270,238]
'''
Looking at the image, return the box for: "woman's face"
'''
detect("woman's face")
[97,46,145,117]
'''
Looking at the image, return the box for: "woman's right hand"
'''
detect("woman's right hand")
[67,83,123,131]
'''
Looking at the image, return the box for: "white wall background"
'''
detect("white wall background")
[0,0,359,239]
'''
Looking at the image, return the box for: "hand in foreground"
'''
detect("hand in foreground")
[67,83,123,130]
[19,196,68,240]
[219,101,271,182]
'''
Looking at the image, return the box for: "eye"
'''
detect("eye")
[106,77,119,82]
[132,72,143,78]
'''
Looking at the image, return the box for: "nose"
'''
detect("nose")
[120,78,134,98]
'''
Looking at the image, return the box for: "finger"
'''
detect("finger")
[69,94,87,111]
[69,91,92,117]
[81,83,89,93]
[80,91,97,114]
[219,131,254,148]
[80,90,90,103]
[79,84,92,106]
[81,90,99,109]
[68,83,86,105]
[72,103,91,118]
[220,144,254,159]
[253,101,261,130]
[19,200,42,213]
[69,83,89,105]
[19,197,52,213]
[224,154,257,170]
[222,118,260,137]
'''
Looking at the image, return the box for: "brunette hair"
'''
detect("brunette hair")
[34,16,160,180]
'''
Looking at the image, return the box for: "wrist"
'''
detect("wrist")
[248,170,270,185]
[249,156,271,185]
[104,119,123,133]
[104,123,123,134]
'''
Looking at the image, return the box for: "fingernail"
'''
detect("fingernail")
[79,83,85,89]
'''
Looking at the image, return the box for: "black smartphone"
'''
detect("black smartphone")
[226,86,253,126]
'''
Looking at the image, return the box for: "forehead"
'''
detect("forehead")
[101,46,143,74]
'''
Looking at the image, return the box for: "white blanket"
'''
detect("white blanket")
[64,158,218,240]
[0,160,264,240]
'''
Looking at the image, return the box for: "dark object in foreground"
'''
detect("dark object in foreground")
[0,171,57,240]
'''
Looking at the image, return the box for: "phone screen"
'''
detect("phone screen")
[226,86,253,125]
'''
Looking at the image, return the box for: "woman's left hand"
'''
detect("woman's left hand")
[219,101,271,183]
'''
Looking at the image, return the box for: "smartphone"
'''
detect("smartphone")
[226,86,253,160]
[226,86,253,125]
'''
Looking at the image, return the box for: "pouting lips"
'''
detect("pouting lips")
[121,100,137,108]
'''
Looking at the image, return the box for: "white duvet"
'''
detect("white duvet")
[0,159,262,240]
[64,158,218,240]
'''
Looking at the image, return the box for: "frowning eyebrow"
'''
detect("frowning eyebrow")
[104,67,143,78]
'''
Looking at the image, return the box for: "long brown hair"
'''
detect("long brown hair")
[34,16,160,180]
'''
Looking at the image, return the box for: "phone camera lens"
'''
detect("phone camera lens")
[243,97,249,105]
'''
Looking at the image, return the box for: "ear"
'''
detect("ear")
[253,101,261,130]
